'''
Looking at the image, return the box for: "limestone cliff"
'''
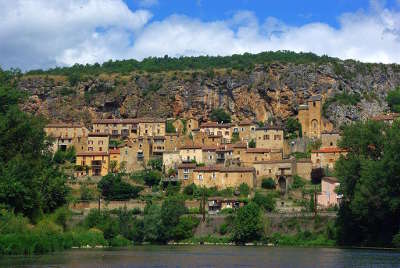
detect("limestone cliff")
[18,61,400,127]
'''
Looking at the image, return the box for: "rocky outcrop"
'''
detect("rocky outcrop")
[18,61,400,127]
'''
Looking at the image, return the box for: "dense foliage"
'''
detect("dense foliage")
[386,87,400,113]
[232,202,263,244]
[210,108,231,123]
[261,178,276,189]
[285,118,302,139]
[335,120,400,247]
[26,51,342,75]
[98,173,143,201]
[0,69,69,219]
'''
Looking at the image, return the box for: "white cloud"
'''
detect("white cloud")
[1,1,400,70]
[0,0,152,70]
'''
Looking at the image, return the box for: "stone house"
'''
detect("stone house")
[164,133,179,152]
[163,151,181,172]
[231,119,257,142]
[44,123,88,153]
[311,147,347,170]
[255,126,284,150]
[76,151,109,177]
[321,131,341,148]
[191,166,256,189]
[92,118,165,138]
[109,148,121,171]
[179,145,203,163]
[297,95,334,138]
[186,117,199,135]
[87,133,109,153]
[177,163,197,186]
[192,130,223,146]
[119,137,152,172]
[202,146,217,166]
[199,122,232,143]
[318,177,341,208]
[241,148,283,166]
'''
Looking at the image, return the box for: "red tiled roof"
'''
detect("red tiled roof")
[220,166,255,173]
[371,113,400,121]
[238,119,253,126]
[109,148,120,154]
[253,159,294,164]
[77,151,109,156]
[45,123,86,128]
[92,118,165,124]
[177,163,197,169]
[194,165,221,172]
[200,122,232,128]
[202,145,218,151]
[179,144,202,149]
[232,143,247,149]
[88,132,109,137]
[322,176,339,184]
[312,147,347,153]
[246,148,271,153]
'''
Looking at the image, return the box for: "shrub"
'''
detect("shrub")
[232,202,263,244]
[143,170,162,187]
[248,139,256,148]
[183,183,197,196]
[109,234,131,247]
[219,223,229,235]
[172,215,200,241]
[98,173,143,200]
[147,158,162,171]
[210,108,231,123]
[393,232,400,248]
[261,178,276,189]
[166,120,176,133]
[252,192,275,212]
[231,132,240,143]
[387,87,400,113]
[238,183,250,196]
[292,175,306,189]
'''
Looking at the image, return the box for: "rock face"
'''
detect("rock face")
[18,61,400,127]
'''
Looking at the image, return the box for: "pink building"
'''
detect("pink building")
[318,177,341,208]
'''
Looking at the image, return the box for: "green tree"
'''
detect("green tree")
[386,87,400,113]
[161,196,187,240]
[238,183,250,196]
[261,178,276,189]
[143,170,162,187]
[166,120,176,133]
[285,117,302,139]
[248,139,256,148]
[232,202,263,244]
[335,120,400,247]
[98,173,143,200]
[143,204,165,243]
[252,192,275,212]
[147,158,162,171]
[210,108,231,123]
[0,84,69,218]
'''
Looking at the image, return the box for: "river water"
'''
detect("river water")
[1,246,400,268]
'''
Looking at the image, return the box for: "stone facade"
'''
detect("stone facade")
[255,127,284,150]
[179,145,203,163]
[321,131,341,148]
[44,123,88,153]
[297,95,334,138]
[311,147,347,169]
[192,166,256,189]
[76,152,109,176]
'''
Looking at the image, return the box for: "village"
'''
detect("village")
[44,94,397,213]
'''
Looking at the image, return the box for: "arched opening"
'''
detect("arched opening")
[278,176,287,194]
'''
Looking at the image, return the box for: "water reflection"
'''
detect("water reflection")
[1,246,400,268]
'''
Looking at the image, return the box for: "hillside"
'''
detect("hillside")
[17,51,400,126]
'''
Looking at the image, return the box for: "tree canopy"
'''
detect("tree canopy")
[386,87,400,113]
[210,108,231,123]
[335,120,400,247]
[0,69,69,219]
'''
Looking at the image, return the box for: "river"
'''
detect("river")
[1,246,400,267]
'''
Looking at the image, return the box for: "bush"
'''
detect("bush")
[292,175,306,189]
[232,202,263,244]
[248,139,256,148]
[252,192,275,212]
[393,232,400,248]
[147,158,162,171]
[238,183,250,197]
[183,183,197,196]
[109,234,131,247]
[172,215,200,241]
[143,170,162,187]
[219,223,230,235]
[261,178,276,189]
[98,173,143,200]
[231,132,240,143]
[166,120,176,133]
[210,108,231,123]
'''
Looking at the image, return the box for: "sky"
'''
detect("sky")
[1,0,400,71]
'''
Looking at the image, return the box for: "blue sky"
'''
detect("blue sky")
[1,0,400,70]
[126,0,398,28]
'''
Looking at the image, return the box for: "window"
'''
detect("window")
[241,128,244,131]
[225,173,228,178]
[184,174,188,180]
[98,140,103,145]
[209,155,213,160]
[99,147,102,151]
[88,147,93,151]
[184,169,189,174]
[212,172,216,179]
[313,101,316,107]
[198,174,203,180]
[330,142,333,146]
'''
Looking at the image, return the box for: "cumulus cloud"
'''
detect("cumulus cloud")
[0,0,152,70]
[1,0,400,70]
